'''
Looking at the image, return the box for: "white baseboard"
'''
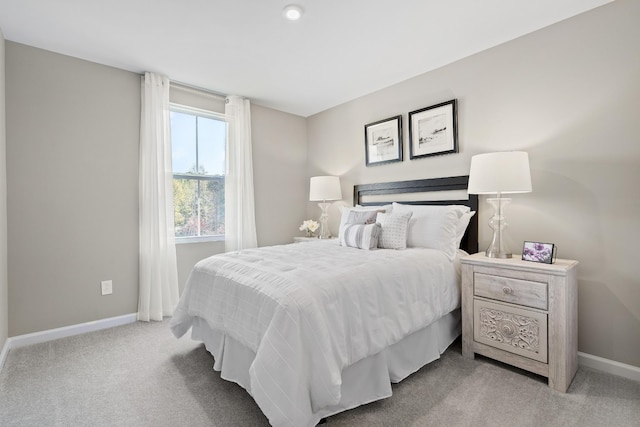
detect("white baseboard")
[0,337,9,372]
[5,313,137,351]
[0,313,137,373]
[578,351,640,382]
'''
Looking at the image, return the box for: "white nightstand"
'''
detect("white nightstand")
[461,252,579,392]
[293,236,321,243]
[293,236,337,243]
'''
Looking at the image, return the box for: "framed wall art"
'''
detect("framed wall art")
[522,241,556,264]
[408,99,458,159]
[364,115,402,166]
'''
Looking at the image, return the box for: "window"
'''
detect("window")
[170,105,226,240]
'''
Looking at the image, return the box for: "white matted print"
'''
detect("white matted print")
[364,115,402,166]
[409,99,458,159]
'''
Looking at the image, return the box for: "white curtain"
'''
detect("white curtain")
[225,95,258,252]
[138,72,179,321]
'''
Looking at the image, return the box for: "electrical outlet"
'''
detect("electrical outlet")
[101,280,113,296]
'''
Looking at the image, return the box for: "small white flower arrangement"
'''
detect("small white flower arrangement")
[299,219,319,237]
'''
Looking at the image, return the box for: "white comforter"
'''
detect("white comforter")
[170,240,461,427]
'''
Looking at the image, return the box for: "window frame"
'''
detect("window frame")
[169,103,227,244]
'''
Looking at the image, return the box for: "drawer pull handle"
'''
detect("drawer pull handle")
[502,286,514,295]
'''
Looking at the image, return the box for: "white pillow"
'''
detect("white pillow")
[341,223,381,250]
[456,211,476,248]
[338,205,392,241]
[346,210,379,225]
[376,211,413,250]
[392,202,470,218]
[391,203,470,259]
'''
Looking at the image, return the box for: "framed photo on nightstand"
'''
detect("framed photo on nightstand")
[522,241,556,264]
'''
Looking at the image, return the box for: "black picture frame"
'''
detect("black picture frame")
[408,99,458,160]
[522,241,556,264]
[364,115,403,166]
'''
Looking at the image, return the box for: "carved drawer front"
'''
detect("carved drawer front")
[473,299,548,363]
[474,273,548,310]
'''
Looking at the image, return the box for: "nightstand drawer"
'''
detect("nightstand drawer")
[474,273,548,310]
[474,299,548,363]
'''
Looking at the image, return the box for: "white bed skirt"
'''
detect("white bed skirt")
[189,309,461,425]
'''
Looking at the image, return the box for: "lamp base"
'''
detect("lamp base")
[317,202,331,239]
[485,249,513,259]
[484,196,512,258]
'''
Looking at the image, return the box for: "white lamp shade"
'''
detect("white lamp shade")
[468,151,532,195]
[309,176,342,201]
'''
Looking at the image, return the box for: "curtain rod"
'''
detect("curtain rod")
[170,81,227,101]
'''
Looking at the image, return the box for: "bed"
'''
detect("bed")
[170,176,478,427]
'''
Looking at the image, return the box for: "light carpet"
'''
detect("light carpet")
[0,320,638,426]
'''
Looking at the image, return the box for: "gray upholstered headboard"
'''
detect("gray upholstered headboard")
[353,175,478,254]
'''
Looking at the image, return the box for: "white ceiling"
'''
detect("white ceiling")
[0,0,612,117]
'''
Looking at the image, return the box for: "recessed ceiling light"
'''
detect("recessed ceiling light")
[283,4,303,21]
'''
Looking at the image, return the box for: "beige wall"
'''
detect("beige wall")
[0,30,8,350]
[307,0,640,367]
[251,104,308,247]
[6,43,141,336]
[5,43,309,332]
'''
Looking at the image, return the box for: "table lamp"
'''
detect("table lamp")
[468,151,532,258]
[309,176,342,239]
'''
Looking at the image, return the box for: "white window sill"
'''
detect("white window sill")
[175,235,225,244]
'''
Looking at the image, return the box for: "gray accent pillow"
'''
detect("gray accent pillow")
[341,223,381,250]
